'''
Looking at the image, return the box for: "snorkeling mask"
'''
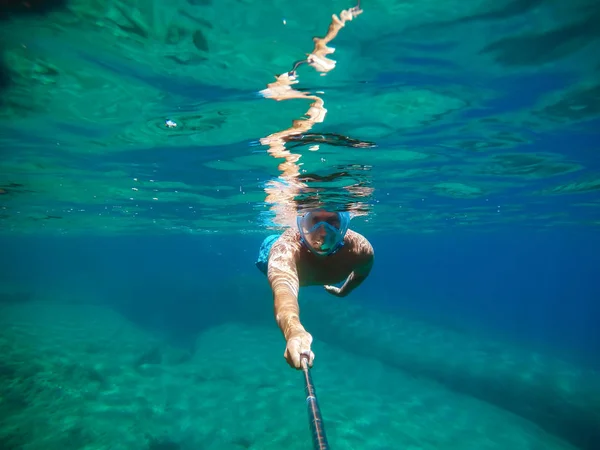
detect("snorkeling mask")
[297,210,350,256]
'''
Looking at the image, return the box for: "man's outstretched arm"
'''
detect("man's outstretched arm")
[269,265,302,340]
[268,240,314,368]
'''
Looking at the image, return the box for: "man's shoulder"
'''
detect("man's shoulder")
[345,230,374,258]
[276,228,301,244]
[270,229,302,257]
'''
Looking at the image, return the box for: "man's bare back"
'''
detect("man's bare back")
[258,212,374,369]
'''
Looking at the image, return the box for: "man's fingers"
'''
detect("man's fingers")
[299,351,314,368]
[285,334,314,369]
[290,339,303,368]
[300,336,314,368]
[285,349,300,369]
[324,285,341,296]
[307,351,315,367]
[292,350,301,368]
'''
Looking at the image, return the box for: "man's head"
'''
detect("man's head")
[297,209,350,256]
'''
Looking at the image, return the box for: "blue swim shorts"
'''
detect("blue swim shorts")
[255,234,280,276]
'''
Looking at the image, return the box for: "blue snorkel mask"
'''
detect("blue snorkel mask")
[297,210,351,256]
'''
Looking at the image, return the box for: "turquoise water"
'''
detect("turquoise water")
[1,1,600,449]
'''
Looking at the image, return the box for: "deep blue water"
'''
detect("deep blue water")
[2,228,598,369]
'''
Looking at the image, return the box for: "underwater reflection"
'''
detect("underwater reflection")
[258,3,375,228]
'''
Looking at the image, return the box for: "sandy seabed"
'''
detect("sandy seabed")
[0,301,582,450]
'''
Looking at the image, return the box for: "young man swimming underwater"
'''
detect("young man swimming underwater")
[256,209,374,369]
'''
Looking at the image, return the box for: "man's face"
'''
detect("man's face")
[300,211,343,254]
[304,211,341,230]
